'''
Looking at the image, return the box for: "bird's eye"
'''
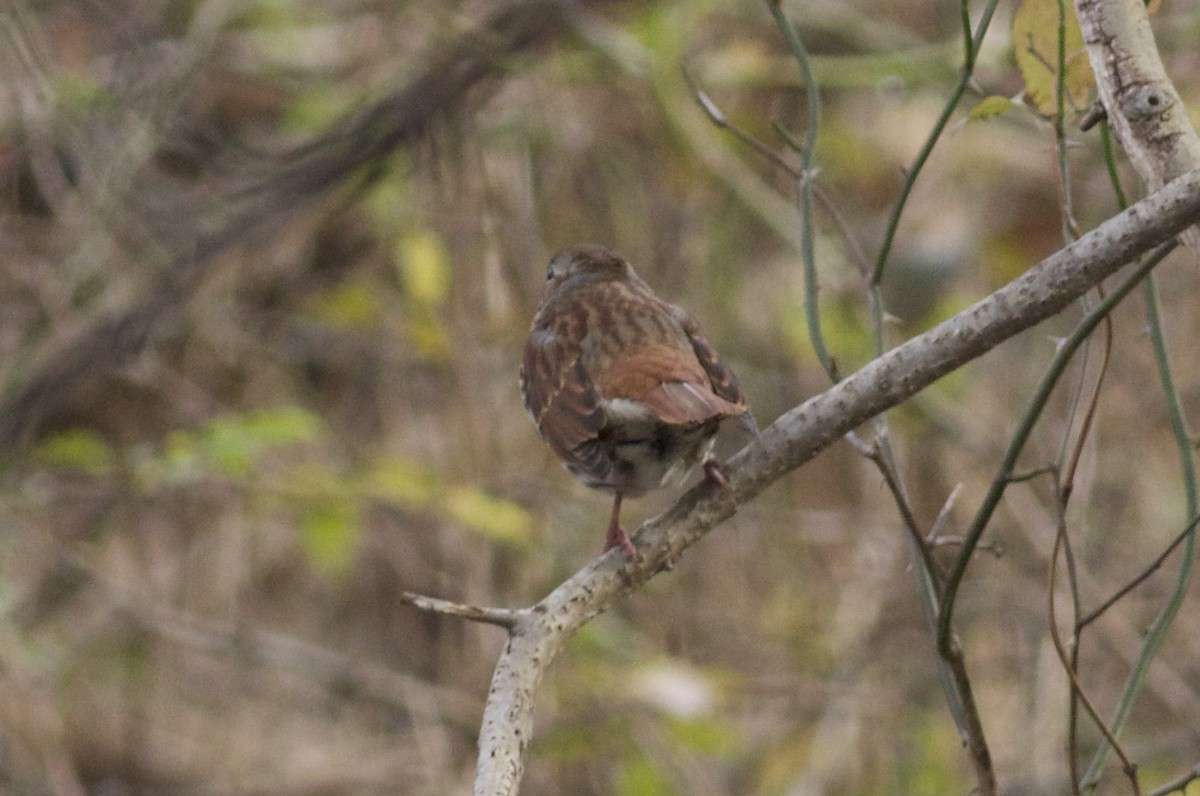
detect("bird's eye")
[546,267,554,281]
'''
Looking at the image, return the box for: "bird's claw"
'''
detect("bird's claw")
[703,458,729,488]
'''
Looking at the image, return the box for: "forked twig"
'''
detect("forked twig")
[1076,514,1200,631]
[1047,492,1141,795]
[850,433,943,589]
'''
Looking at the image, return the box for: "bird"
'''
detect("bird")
[520,243,754,558]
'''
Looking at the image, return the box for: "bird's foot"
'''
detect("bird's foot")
[604,522,638,559]
[702,457,729,488]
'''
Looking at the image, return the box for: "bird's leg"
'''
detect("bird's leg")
[603,492,637,558]
[702,457,729,488]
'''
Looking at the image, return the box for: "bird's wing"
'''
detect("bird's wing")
[521,326,615,484]
[597,343,745,426]
[670,308,746,406]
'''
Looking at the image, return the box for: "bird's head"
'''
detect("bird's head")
[543,244,639,298]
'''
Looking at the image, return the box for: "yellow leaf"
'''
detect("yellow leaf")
[397,230,450,307]
[361,456,439,507]
[444,485,534,545]
[968,95,1016,121]
[1012,0,1095,115]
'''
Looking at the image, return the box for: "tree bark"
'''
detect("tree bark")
[1075,0,1200,249]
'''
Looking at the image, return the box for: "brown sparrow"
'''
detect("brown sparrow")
[520,244,754,558]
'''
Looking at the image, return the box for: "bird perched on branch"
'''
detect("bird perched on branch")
[520,244,754,558]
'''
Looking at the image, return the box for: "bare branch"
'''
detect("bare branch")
[472,170,1200,795]
[1048,495,1141,794]
[926,483,963,544]
[1060,287,1113,505]
[857,437,943,589]
[127,601,478,723]
[1077,513,1200,630]
[23,552,480,727]
[400,592,519,629]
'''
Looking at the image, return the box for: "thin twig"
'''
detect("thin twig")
[1009,466,1057,484]
[926,483,963,543]
[1047,484,1141,795]
[1047,18,1096,786]
[682,65,800,178]
[773,123,874,279]
[1084,270,1200,786]
[872,0,1003,284]
[682,65,872,280]
[1051,0,1112,508]
[936,241,1177,661]
[1145,762,1200,796]
[51,553,479,725]
[1057,294,1111,507]
[856,435,943,590]
[400,592,520,629]
[1055,473,1085,796]
[1076,514,1200,630]
[926,536,1004,557]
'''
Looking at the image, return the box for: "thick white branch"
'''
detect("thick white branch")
[473,169,1200,796]
[1075,0,1200,248]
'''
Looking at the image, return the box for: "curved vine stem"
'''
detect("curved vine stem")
[1048,479,1141,795]
[871,0,1002,285]
[1081,269,1199,789]
[765,0,835,380]
[936,240,1178,658]
[1079,112,1199,790]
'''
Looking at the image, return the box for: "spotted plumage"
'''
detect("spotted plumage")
[520,244,753,557]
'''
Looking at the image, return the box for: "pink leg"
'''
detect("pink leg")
[603,492,637,558]
[703,457,729,487]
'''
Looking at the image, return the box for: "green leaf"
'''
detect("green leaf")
[778,295,874,369]
[152,409,322,482]
[665,715,743,758]
[968,95,1016,121]
[617,755,674,796]
[202,418,262,478]
[362,458,531,545]
[361,455,440,507]
[34,429,114,476]
[1012,0,1095,115]
[306,278,384,329]
[365,172,412,231]
[160,429,203,483]
[296,499,360,575]
[444,485,534,545]
[198,409,319,478]
[408,308,452,362]
[240,407,322,445]
[281,83,360,138]
[393,231,453,362]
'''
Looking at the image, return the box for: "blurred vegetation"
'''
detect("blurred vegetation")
[1,0,1199,794]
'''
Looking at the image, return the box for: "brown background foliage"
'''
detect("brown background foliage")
[1,1,1199,794]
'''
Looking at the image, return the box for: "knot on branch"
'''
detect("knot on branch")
[1121,85,1175,121]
